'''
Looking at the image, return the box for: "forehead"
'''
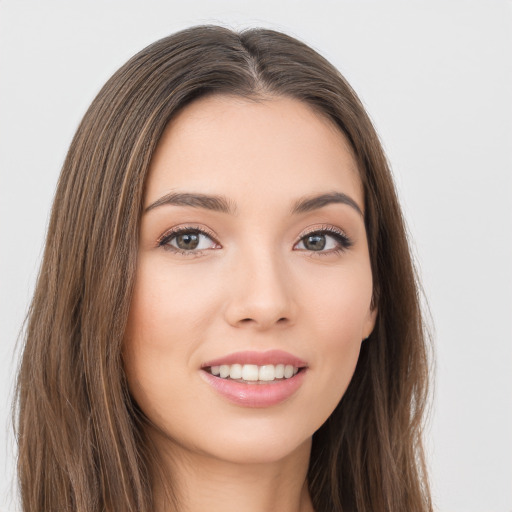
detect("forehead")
[145,95,363,211]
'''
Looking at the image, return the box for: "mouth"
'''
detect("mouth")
[204,363,302,383]
[200,351,308,407]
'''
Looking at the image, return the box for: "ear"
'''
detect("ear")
[362,304,378,341]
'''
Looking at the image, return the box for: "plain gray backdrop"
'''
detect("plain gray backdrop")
[1,1,511,511]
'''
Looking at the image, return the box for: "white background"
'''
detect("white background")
[1,1,511,511]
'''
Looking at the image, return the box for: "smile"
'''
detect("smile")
[200,350,308,407]
[207,363,300,382]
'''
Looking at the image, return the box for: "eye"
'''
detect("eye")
[158,227,219,254]
[294,227,352,253]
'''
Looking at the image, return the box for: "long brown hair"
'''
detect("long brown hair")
[16,25,432,512]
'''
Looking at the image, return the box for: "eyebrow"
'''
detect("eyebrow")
[291,192,363,217]
[145,192,237,215]
[145,190,363,217]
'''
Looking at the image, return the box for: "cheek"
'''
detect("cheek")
[304,259,373,343]
[122,256,234,417]
[122,262,207,412]
[299,262,372,415]
[125,259,217,350]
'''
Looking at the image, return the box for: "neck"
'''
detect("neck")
[151,434,315,512]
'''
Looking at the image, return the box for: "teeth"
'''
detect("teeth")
[230,363,243,379]
[208,363,300,381]
[242,364,259,381]
[258,365,275,381]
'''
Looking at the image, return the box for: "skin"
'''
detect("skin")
[123,95,377,512]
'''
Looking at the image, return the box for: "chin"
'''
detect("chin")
[151,415,315,467]
[206,433,313,466]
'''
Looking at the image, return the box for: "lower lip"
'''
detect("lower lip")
[200,369,306,408]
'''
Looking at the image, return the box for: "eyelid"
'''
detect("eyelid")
[296,224,349,240]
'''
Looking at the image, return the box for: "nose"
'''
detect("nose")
[223,247,296,331]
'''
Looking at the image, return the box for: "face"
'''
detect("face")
[123,95,376,465]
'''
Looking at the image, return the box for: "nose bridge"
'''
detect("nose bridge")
[224,241,295,329]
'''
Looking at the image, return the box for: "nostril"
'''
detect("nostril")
[236,317,289,327]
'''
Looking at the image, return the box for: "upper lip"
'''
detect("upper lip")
[202,350,308,368]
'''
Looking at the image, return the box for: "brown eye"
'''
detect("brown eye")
[175,232,200,250]
[159,228,219,253]
[295,228,352,253]
[303,234,326,251]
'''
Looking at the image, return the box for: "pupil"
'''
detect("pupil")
[305,234,326,251]
[177,233,199,250]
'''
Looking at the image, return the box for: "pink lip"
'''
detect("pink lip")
[202,350,308,368]
[200,369,306,408]
[200,350,308,408]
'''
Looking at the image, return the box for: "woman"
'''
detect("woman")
[16,25,432,512]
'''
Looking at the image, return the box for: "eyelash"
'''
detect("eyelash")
[296,225,353,256]
[156,224,353,256]
[157,225,220,256]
